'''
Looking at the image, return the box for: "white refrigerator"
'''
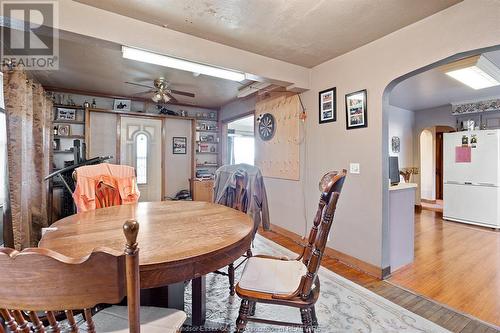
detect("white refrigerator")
[443,130,500,229]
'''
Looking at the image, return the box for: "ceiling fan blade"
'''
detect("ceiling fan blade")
[125,81,155,89]
[170,89,195,98]
[166,92,178,103]
[131,89,155,96]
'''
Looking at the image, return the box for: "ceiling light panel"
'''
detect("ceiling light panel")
[122,46,246,82]
[443,55,500,90]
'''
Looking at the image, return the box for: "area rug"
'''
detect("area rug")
[185,235,450,333]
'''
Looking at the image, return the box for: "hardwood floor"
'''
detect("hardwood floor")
[390,210,500,327]
[258,219,500,333]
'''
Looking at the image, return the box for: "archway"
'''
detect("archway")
[420,128,434,201]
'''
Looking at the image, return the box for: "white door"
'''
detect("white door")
[120,116,162,202]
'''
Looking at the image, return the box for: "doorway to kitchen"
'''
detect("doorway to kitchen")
[226,115,255,165]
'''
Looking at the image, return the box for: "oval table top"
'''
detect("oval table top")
[39,201,254,289]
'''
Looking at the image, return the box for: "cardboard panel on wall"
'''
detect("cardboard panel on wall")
[255,93,301,181]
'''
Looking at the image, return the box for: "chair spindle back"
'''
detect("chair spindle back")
[300,169,347,299]
[0,220,141,333]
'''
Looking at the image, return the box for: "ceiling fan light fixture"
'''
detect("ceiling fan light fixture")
[122,46,246,82]
[152,92,162,103]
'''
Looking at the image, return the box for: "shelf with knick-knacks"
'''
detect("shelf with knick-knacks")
[195,111,219,171]
[49,93,94,170]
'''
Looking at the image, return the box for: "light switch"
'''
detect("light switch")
[350,163,360,174]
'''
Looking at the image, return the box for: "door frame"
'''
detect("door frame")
[220,110,255,166]
[86,108,196,200]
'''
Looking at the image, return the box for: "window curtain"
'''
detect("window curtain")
[2,65,52,249]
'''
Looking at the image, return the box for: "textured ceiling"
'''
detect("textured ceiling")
[74,0,462,68]
[28,32,246,108]
[390,50,500,111]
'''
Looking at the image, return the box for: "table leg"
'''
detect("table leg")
[140,283,185,310]
[191,276,206,326]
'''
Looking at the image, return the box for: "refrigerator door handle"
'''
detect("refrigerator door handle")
[478,182,496,187]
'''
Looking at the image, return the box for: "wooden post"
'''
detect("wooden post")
[123,219,140,333]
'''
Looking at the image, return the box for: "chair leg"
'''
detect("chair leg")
[311,305,318,327]
[235,299,250,333]
[248,301,256,316]
[228,263,235,296]
[300,307,314,333]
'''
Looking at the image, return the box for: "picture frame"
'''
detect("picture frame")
[392,136,401,153]
[172,137,187,154]
[56,108,76,121]
[113,99,131,111]
[345,89,368,130]
[318,87,336,124]
[57,124,71,136]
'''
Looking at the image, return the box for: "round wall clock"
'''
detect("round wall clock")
[258,113,276,141]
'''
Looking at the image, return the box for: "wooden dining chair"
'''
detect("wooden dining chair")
[214,173,252,296]
[0,220,186,333]
[95,180,122,208]
[234,169,347,333]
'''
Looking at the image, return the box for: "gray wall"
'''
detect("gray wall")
[388,106,415,169]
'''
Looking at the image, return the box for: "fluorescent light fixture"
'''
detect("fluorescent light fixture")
[122,46,245,82]
[237,82,272,98]
[442,55,500,90]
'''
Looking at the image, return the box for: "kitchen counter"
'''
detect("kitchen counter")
[389,183,417,273]
[389,182,418,192]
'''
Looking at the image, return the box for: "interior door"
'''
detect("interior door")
[120,116,162,202]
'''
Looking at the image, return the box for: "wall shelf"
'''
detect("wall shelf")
[53,120,85,124]
[196,117,218,121]
[54,104,85,110]
[54,135,85,139]
[196,152,218,155]
[196,129,218,133]
[53,150,74,154]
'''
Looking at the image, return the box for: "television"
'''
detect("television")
[389,156,400,186]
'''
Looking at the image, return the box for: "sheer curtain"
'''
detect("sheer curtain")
[2,65,52,249]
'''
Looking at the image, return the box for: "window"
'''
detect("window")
[233,136,255,165]
[136,133,148,184]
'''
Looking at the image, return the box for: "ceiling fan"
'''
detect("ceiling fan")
[125,78,195,103]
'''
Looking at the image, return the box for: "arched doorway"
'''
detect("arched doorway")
[419,126,455,211]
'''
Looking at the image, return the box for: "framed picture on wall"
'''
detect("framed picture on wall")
[113,99,131,111]
[345,89,368,130]
[56,108,76,120]
[318,87,336,124]
[172,137,187,154]
[57,124,71,136]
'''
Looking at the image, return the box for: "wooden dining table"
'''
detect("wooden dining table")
[39,200,254,329]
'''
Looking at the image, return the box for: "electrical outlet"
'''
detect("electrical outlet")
[350,163,360,174]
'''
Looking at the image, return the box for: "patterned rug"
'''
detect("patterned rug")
[185,235,450,333]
